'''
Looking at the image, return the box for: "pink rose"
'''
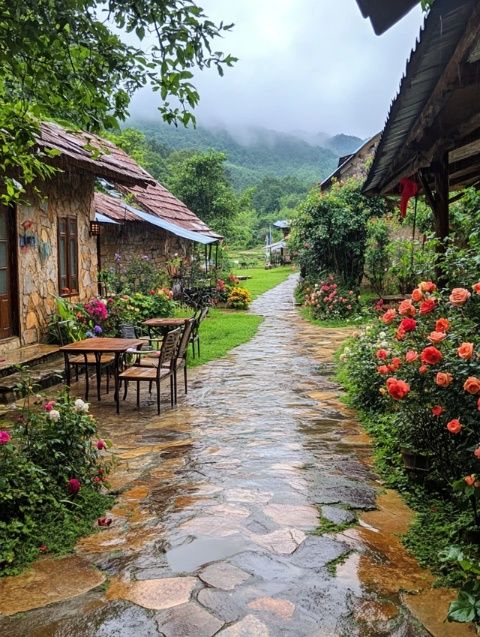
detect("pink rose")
[0,431,11,445]
[67,478,81,494]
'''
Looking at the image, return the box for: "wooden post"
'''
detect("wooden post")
[432,152,450,242]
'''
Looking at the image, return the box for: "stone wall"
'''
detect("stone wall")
[16,170,98,345]
[100,222,191,272]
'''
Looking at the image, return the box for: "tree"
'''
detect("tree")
[0,1,236,202]
[167,151,239,237]
[290,179,387,287]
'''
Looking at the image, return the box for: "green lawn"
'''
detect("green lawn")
[234,266,293,299]
[189,309,262,368]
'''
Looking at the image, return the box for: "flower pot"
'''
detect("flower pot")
[400,447,430,475]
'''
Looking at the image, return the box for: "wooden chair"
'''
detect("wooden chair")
[190,306,209,358]
[118,328,181,414]
[169,318,194,404]
[56,320,114,400]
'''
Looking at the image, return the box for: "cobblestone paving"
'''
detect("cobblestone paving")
[0,275,470,636]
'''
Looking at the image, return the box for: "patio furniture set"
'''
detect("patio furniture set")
[59,308,208,414]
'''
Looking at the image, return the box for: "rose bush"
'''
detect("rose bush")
[304,274,360,320]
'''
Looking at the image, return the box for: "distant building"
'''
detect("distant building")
[265,220,291,266]
[320,132,381,192]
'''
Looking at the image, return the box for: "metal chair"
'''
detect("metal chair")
[118,328,182,414]
[190,307,208,358]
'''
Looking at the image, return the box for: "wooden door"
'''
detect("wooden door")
[0,206,15,339]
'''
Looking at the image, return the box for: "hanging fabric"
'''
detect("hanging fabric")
[399,177,419,218]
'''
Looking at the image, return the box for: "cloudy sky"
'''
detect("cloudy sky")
[129,0,424,139]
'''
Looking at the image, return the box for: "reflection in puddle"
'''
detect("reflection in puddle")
[166,536,248,572]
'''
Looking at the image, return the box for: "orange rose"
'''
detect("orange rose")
[419,281,437,293]
[472,283,480,294]
[419,364,428,374]
[435,372,453,387]
[395,327,406,341]
[386,377,410,400]
[449,288,471,306]
[465,475,475,486]
[405,350,418,363]
[428,331,446,344]
[464,377,480,395]
[411,288,423,302]
[458,342,474,360]
[377,365,390,375]
[446,418,462,434]
[435,318,450,332]
[398,299,416,316]
[381,308,397,324]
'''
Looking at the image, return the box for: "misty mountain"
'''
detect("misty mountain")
[128,120,360,190]
[324,133,364,156]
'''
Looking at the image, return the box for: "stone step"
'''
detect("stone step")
[0,344,61,379]
[0,356,66,404]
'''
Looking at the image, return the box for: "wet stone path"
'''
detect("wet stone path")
[0,275,466,636]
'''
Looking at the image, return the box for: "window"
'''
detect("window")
[58,217,78,296]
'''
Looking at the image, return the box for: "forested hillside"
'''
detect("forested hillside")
[129,120,362,190]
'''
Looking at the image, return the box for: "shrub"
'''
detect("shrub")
[304,274,359,320]
[226,286,252,310]
[0,375,113,575]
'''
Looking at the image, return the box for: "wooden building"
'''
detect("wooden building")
[320,133,381,192]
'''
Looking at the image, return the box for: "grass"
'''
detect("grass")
[234,266,293,299]
[189,308,262,368]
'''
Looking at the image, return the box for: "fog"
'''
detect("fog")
[128,0,424,139]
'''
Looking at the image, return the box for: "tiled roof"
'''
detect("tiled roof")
[93,191,140,222]
[38,122,155,186]
[117,181,222,239]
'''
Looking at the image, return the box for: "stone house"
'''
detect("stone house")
[94,181,221,276]
[0,122,153,352]
[320,132,381,192]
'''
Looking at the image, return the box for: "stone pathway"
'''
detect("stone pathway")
[0,275,474,636]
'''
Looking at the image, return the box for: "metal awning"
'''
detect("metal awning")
[95,212,120,224]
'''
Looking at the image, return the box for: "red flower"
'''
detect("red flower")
[411,288,423,302]
[0,431,11,445]
[473,283,480,294]
[419,364,428,374]
[446,419,462,434]
[405,350,418,363]
[421,346,442,365]
[390,357,401,370]
[44,400,56,412]
[376,349,388,360]
[465,475,475,486]
[97,517,112,527]
[38,544,49,553]
[435,318,450,332]
[386,377,410,400]
[399,317,417,332]
[67,478,81,494]
[377,365,390,375]
[419,298,436,314]
[395,327,406,341]
[431,405,444,417]
[96,439,107,450]
[474,447,480,459]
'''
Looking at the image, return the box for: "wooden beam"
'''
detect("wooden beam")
[432,153,450,241]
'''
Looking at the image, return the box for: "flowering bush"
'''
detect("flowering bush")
[304,274,359,319]
[0,374,113,575]
[106,288,176,329]
[226,286,252,310]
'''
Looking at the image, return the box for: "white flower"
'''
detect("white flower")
[74,399,89,413]
[49,409,61,422]
[11,403,17,411]
[380,341,389,348]
[379,331,386,339]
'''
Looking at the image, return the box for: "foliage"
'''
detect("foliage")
[0,0,236,202]
[107,289,176,329]
[386,236,438,294]
[100,254,170,295]
[0,374,113,575]
[166,150,239,238]
[290,179,388,288]
[226,286,252,310]
[364,217,391,295]
[303,274,359,320]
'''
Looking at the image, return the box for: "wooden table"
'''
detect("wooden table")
[60,338,143,411]
[143,317,190,343]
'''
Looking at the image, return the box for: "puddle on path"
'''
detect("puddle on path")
[0,274,471,636]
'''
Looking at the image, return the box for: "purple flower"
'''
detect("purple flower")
[114,253,122,263]
[141,255,150,261]
[93,325,103,335]
[0,431,11,445]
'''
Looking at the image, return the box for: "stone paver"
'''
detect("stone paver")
[199,562,251,590]
[0,275,452,636]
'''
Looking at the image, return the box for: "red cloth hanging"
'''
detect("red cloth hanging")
[399,177,419,218]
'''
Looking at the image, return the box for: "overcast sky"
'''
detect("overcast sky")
[129,0,424,139]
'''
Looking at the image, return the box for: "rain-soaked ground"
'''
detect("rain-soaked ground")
[0,275,475,637]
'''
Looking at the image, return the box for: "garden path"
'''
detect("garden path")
[0,275,473,636]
